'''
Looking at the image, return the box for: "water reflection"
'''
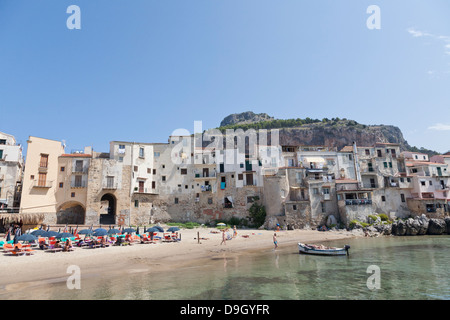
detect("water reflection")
[1,236,449,300]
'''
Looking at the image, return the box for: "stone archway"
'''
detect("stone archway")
[57,202,86,224]
[100,193,116,224]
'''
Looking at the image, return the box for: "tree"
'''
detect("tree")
[248,196,266,228]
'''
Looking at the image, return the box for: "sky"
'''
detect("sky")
[1,0,450,156]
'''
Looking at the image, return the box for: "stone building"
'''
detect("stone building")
[0,132,23,211]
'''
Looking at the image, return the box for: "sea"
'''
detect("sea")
[1,235,449,300]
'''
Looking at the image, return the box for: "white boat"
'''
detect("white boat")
[298,242,350,256]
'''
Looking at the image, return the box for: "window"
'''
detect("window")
[59,182,64,188]
[162,176,166,181]
[39,154,49,168]
[377,150,382,157]
[349,154,353,161]
[185,185,188,189]
[74,175,82,187]
[293,205,297,211]
[134,200,139,208]
[389,162,393,168]
[401,194,405,202]
[247,196,254,203]
[180,168,187,175]
[383,162,388,168]
[75,160,83,172]
[208,198,213,204]
[152,181,156,189]
[381,196,386,202]
[119,145,125,149]
[421,181,426,186]
[147,168,151,174]
[429,181,433,186]
[240,163,244,168]
[321,202,326,213]
[323,188,330,195]
[134,166,138,172]
[139,147,144,158]
[154,152,160,157]
[400,177,404,183]
[71,192,75,198]
[174,198,179,204]
[153,169,156,175]
[313,188,319,194]
[30,175,34,180]
[407,178,411,182]
[106,176,115,188]
[0,139,6,145]
[119,157,123,162]
[38,173,47,187]
[162,164,165,169]
[238,174,243,180]
[60,167,65,172]
[365,149,370,156]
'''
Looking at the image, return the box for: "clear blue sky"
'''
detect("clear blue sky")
[1,0,450,155]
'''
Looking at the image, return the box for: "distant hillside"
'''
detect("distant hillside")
[216,113,438,155]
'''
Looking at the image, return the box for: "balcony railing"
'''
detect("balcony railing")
[344,199,373,206]
[201,185,212,192]
[103,183,118,190]
[71,181,87,188]
[32,180,53,188]
[194,172,217,178]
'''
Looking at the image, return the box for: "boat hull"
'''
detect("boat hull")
[298,243,349,256]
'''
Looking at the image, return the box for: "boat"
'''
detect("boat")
[298,242,350,256]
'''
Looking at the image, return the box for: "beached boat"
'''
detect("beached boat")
[298,242,350,256]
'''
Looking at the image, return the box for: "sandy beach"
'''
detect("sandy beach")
[0,227,359,295]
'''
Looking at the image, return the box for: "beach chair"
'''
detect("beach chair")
[2,243,13,253]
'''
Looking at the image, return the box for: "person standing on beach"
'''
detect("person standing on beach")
[273,233,278,250]
[221,229,226,245]
[233,225,237,238]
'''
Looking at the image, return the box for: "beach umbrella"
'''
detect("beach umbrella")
[217,223,226,227]
[123,228,136,234]
[167,227,180,232]
[56,232,74,239]
[6,229,11,242]
[107,228,121,235]
[17,234,38,242]
[31,229,49,237]
[47,231,60,237]
[46,225,50,231]
[78,229,93,235]
[151,226,164,232]
[93,229,108,237]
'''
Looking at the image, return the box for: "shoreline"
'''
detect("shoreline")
[0,227,361,294]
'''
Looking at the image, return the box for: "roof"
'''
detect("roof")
[60,154,92,158]
[339,146,353,152]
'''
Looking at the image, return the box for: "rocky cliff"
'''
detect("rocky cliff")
[217,112,416,152]
[220,111,274,127]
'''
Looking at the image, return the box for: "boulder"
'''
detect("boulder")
[427,218,446,235]
[368,215,382,225]
[392,220,406,236]
[265,216,279,230]
[445,217,450,234]
[405,218,418,235]
[326,215,337,228]
[416,215,429,235]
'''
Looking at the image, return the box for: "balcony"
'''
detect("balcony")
[72,166,88,174]
[103,183,118,190]
[201,185,212,192]
[194,172,217,179]
[71,181,87,188]
[344,199,373,206]
[32,180,53,188]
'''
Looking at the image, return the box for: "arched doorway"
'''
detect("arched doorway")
[100,193,116,224]
[57,202,86,224]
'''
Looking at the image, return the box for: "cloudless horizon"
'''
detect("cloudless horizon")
[1,0,450,156]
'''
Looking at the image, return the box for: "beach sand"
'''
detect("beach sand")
[0,227,359,295]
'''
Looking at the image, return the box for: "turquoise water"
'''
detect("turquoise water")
[2,236,449,300]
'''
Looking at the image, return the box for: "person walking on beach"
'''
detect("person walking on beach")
[221,229,226,245]
[273,233,278,250]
